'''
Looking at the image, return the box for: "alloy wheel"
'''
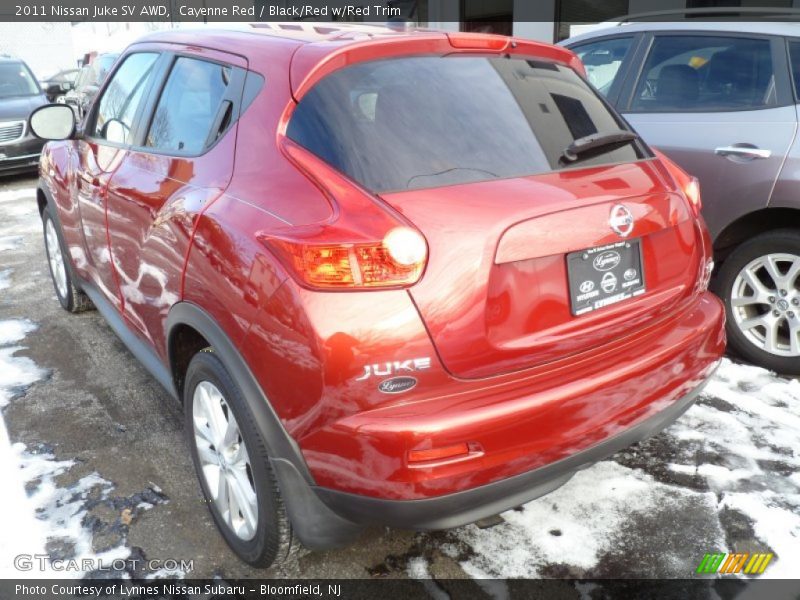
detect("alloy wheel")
[731,253,800,357]
[45,218,68,299]
[192,380,259,541]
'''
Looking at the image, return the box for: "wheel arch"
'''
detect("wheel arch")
[714,208,800,265]
[36,186,48,215]
[165,301,363,549]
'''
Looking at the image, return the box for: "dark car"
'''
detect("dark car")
[60,53,119,120]
[0,56,47,175]
[564,21,800,374]
[40,68,79,102]
[29,25,724,568]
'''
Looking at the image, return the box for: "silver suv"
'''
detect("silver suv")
[564,22,800,374]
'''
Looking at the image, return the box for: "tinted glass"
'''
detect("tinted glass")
[145,57,232,154]
[631,36,776,112]
[92,53,159,144]
[573,37,633,97]
[0,62,39,98]
[287,56,643,193]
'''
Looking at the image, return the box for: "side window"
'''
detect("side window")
[572,37,633,97]
[788,40,800,98]
[91,53,159,144]
[145,57,232,154]
[631,36,776,112]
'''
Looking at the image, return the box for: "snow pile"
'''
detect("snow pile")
[667,359,800,579]
[0,416,49,577]
[0,319,131,579]
[0,444,130,579]
[0,318,49,577]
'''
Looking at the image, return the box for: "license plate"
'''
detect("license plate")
[567,239,645,316]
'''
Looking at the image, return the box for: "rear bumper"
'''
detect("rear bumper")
[313,374,711,530]
[299,292,725,500]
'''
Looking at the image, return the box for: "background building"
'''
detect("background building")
[0,22,73,80]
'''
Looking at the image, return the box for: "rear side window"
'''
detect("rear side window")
[145,57,232,154]
[92,53,159,144]
[631,36,777,112]
[788,40,800,98]
[287,56,644,193]
[572,37,634,97]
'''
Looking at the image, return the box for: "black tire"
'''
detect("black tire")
[184,349,298,567]
[713,229,800,375]
[41,204,94,313]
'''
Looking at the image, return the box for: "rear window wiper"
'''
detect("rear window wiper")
[561,130,640,163]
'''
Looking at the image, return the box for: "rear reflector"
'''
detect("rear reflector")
[408,443,470,464]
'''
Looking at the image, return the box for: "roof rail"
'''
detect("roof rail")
[614,6,800,22]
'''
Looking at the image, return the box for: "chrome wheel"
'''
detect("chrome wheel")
[45,218,67,299]
[192,381,258,541]
[731,253,800,357]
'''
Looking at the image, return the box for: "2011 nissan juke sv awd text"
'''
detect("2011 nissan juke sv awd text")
[29,24,725,567]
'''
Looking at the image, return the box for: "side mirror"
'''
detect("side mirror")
[60,81,74,92]
[29,104,76,141]
[102,118,130,145]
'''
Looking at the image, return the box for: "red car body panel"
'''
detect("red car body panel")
[36,25,725,540]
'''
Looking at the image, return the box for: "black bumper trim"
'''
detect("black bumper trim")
[313,375,712,531]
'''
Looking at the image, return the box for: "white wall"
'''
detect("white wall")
[0,23,74,79]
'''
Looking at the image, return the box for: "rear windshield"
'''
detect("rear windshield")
[287,55,647,193]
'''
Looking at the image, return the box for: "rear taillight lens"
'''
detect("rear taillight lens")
[269,226,427,290]
[684,177,702,217]
[654,150,703,217]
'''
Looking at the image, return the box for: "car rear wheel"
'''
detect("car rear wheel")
[184,349,298,567]
[42,205,93,313]
[714,229,800,374]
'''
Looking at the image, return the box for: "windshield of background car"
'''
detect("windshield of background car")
[287,55,647,193]
[0,62,39,98]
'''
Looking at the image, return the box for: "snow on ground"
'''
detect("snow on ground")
[0,408,48,577]
[0,235,23,252]
[0,320,46,407]
[447,359,799,579]
[0,319,136,578]
[0,188,33,204]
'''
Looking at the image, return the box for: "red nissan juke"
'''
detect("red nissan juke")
[30,24,725,566]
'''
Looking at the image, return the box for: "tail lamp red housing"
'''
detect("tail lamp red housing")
[264,140,429,290]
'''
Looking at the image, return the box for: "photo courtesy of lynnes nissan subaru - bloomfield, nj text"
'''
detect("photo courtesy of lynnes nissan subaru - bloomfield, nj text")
[28,23,725,567]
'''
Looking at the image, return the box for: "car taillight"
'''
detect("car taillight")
[269,226,427,290]
[654,149,703,218]
[684,177,702,217]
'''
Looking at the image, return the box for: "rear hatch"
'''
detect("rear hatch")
[382,162,701,378]
[285,47,703,378]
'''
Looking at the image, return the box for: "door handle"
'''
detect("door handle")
[77,173,100,189]
[714,145,772,160]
